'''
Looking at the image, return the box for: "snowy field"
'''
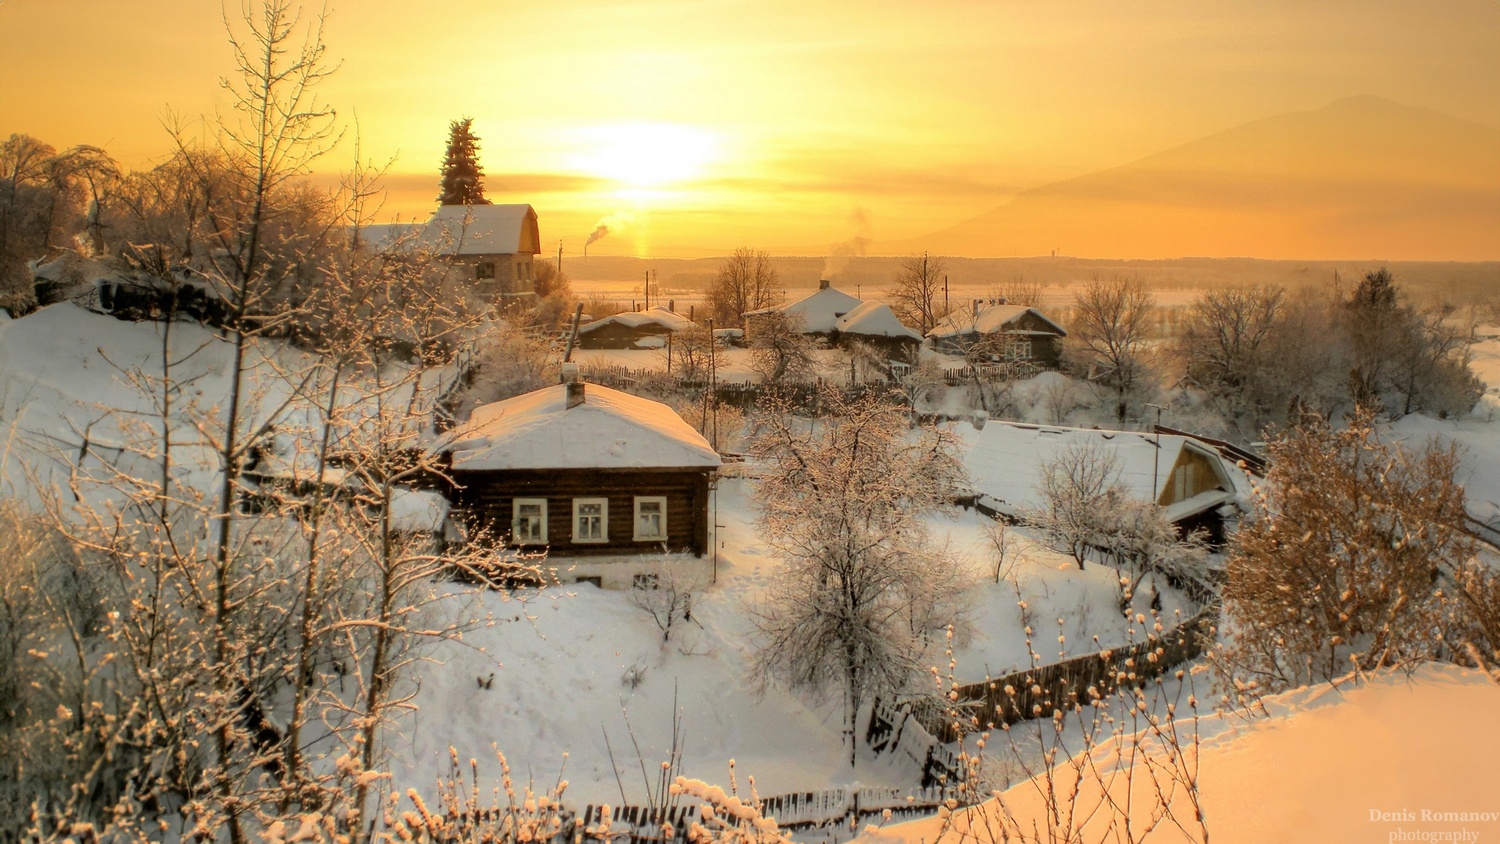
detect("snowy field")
[388,476,1193,805]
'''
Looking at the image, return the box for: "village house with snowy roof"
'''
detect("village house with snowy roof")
[927,299,1068,368]
[744,279,861,337]
[431,372,721,587]
[574,305,698,349]
[963,420,1253,545]
[413,204,541,304]
[831,300,923,360]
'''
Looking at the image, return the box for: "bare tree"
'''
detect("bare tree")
[993,275,1044,308]
[1176,284,1284,423]
[747,310,815,385]
[1067,276,1155,422]
[1026,442,1124,570]
[707,247,782,328]
[748,388,972,766]
[888,252,948,334]
[666,323,714,382]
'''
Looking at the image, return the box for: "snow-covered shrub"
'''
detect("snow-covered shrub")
[1218,408,1477,690]
[630,556,707,643]
[670,762,793,844]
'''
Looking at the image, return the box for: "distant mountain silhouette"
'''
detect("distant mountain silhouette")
[903,96,1500,260]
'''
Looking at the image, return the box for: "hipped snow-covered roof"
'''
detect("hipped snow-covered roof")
[577,307,697,335]
[415,205,540,256]
[928,304,1066,340]
[834,301,922,341]
[963,421,1242,518]
[437,382,721,471]
[745,284,862,334]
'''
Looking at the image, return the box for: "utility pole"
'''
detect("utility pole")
[944,274,949,314]
[1146,403,1166,500]
[709,318,719,450]
[557,240,563,275]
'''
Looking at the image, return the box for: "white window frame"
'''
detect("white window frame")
[573,497,609,543]
[512,498,547,545]
[633,496,668,542]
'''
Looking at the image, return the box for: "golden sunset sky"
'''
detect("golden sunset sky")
[2,0,1497,259]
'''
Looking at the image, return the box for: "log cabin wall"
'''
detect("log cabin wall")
[451,467,712,556]
[575,322,674,349]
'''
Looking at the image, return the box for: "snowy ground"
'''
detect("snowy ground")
[389,476,1191,806]
[866,663,1500,844]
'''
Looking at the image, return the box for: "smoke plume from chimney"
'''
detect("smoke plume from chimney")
[583,211,636,252]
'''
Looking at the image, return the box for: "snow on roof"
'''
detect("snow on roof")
[963,421,1241,516]
[927,304,1066,340]
[437,382,721,471]
[389,488,450,533]
[834,301,922,341]
[576,307,697,335]
[745,284,862,333]
[414,204,539,256]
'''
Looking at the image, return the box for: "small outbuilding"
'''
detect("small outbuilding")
[433,379,721,586]
[574,306,698,349]
[927,300,1067,368]
[963,421,1250,545]
[831,300,922,360]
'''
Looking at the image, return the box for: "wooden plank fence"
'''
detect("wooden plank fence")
[912,606,1217,744]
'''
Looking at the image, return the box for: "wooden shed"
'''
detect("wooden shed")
[574,306,698,349]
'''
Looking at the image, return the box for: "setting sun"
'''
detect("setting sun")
[568,122,721,192]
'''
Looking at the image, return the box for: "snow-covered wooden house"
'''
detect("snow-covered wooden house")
[433,379,721,586]
[744,279,861,337]
[963,421,1250,543]
[574,306,698,349]
[831,300,922,360]
[927,300,1067,367]
[414,204,541,303]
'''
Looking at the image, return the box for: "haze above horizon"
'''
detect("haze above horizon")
[2,0,1497,260]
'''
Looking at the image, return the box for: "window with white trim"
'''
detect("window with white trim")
[512,498,547,544]
[634,496,667,541]
[573,497,608,543]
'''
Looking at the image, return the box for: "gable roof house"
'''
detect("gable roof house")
[414,204,541,304]
[927,300,1068,368]
[963,421,1251,545]
[432,378,721,587]
[831,300,923,361]
[744,279,861,337]
[574,306,698,350]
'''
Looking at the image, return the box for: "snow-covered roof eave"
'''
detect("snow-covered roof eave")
[439,383,722,472]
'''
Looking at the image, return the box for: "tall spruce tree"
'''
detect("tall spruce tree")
[437,118,490,205]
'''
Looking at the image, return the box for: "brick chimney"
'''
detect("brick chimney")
[819,279,830,290]
[566,380,586,409]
